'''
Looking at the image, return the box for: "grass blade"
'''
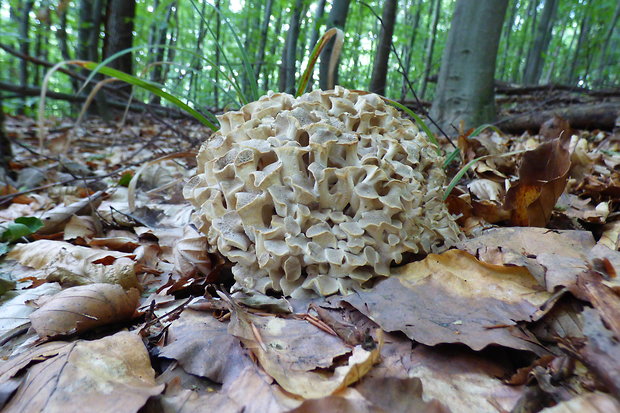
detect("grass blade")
[76,61,218,131]
[296,28,344,96]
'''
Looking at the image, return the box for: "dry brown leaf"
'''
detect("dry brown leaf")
[7,240,138,288]
[539,392,620,412]
[2,331,163,413]
[29,283,139,337]
[0,283,62,339]
[345,249,551,352]
[37,191,104,235]
[63,215,97,240]
[289,389,382,413]
[173,225,212,278]
[226,300,380,399]
[504,138,571,226]
[159,309,251,384]
[355,377,450,413]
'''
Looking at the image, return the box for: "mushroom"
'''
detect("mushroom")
[184,87,461,297]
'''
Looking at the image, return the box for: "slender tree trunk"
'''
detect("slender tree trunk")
[150,1,173,104]
[104,0,136,75]
[523,0,559,85]
[512,0,537,82]
[368,0,398,96]
[18,0,35,114]
[419,0,441,99]
[305,0,327,91]
[214,0,221,108]
[55,6,77,92]
[280,0,304,94]
[189,1,207,103]
[400,0,423,101]
[430,0,509,132]
[568,11,589,84]
[541,18,567,83]
[264,7,283,92]
[595,1,620,85]
[0,94,12,178]
[254,0,274,82]
[33,2,51,84]
[499,0,518,80]
[319,0,351,90]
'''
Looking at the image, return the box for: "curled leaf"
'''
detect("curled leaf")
[29,283,139,337]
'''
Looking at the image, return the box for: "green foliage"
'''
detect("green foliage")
[0,216,43,243]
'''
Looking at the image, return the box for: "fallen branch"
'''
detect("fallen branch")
[0,82,191,120]
[495,102,620,133]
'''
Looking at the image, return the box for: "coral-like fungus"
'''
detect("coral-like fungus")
[184,87,461,297]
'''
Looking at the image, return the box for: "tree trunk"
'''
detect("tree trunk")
[568,10,589,84]
[305,0,327,92]
[149,1,174,104]
[419,0,441,99]
[264,7,283,92]
[18,0,35,114]
[595,1,620,86]
[55,6,77,92]
[499,0,518,80]
[522,0,559,85]
[319,0,351,90]
[254,0,274,82]
[0,94,12,178]
[104,0,136,75]
[189,1,207,103]
[400,0,423,101]
[430,0,509,132]
[214,0,221,108]
[368,0,398,96]
[281,0,304,94]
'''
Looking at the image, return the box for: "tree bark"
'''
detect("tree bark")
[264,7,283,92]
[104,0,136,75]
[568,10,589,84]
[305,0,327,92]
[254,0,274,82]
[419,0,441,99]
[0,94,12,178]
[523,0,559,85]
[279,0,304,93]
[496,102,620,133]
[18,0,35,114]
[400,0,423,101]
[319,0,351,90]
[430,0,509,133]
[499,0,518,80]
[368,0,398,96]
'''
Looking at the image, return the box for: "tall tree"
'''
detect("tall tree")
[104,0,136,75]
[18,0,35,114]
[523,0,559,85]
[400,0,423,101]
[419,0,441,99]
[254,0,274,82]
[595,1,620,85]
[279,0,304,93]
[264,6,283,92]
[305,0,327,91]
[0,94,12,178]
[430,0,509,132]
[368,0,398,96]
[567,8,590,84]
[319,0,351,90]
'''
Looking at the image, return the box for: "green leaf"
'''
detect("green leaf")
[118,171,134,187]
[0,273,16,296]
[0,217,43,243]
[75,62,219,131]
[0,242,8,256]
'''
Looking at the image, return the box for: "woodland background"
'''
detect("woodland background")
[0,0,619,134]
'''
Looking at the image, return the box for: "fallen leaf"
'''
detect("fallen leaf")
[227,299,380,399]
[7,240,138,288]
[1,331,163,413]
[0,283,62,340]
[63,215,97,241]
[504,138,571,226]
[173,225,212,278]
[159,309,251,384]
[355,376,450,413]
[37,191,104,235]
[539,392,620,412]
[29,283,139,337]
[345,249,551,352]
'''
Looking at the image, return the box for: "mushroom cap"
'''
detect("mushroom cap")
[184,87,461,297]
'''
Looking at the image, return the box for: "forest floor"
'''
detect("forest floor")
[0,106,618,412]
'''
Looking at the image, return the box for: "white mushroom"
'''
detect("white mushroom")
[184,87,462,297]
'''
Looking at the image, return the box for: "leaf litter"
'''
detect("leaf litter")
[0,113,619,412]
